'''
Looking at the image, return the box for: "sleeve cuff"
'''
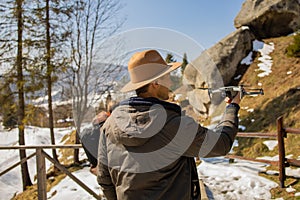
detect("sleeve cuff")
[226,103,240,114]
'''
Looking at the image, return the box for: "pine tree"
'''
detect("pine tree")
[0,82,17,129]
[165,53,176,63]
[181,53,188,74]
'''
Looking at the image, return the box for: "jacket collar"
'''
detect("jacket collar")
[119,97,182,115]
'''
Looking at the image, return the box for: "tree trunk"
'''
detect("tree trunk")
[16,0,32,190]
[46,0,58,162]
[73,95,81,164]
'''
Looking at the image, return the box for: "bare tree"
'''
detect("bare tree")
[68,0,125,163]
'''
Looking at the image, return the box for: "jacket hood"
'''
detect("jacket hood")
[102,97,181,147]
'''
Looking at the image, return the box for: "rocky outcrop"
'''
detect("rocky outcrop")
[183,0,300,118]
[183,27,255,111]
[186,89,210,115]
[234,0,300,39]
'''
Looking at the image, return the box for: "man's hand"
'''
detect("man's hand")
[90,165,97,176]
[225,92,241,105]
[92,111,109,125]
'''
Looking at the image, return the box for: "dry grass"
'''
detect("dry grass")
[233,35,300,199]
[239,35,300,132]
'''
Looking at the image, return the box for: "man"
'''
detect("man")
[97,49,241,200]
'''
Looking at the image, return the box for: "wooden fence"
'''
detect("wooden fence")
[226,116,300,188]
[0,144,102,200]
[0,116,299,199]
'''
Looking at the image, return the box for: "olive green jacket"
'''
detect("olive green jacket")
[97,97,239,200]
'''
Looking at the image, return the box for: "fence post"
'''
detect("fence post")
[36,148,47,200]
[277,116,286,188]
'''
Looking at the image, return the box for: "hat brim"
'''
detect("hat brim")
[121,62,182,93]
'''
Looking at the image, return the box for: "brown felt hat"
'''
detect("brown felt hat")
[121,50,182,92]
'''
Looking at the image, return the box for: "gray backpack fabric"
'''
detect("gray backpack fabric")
[78,122,104,167]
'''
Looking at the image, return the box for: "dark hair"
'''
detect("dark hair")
[136,84,150,96]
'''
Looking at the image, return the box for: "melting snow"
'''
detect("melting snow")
[198,158,277,200]
[240,40,275,78]
[254,40,275,77]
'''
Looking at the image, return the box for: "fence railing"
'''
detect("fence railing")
[0,145,102,200]
[0,116,299,199]
[226,116,300,188]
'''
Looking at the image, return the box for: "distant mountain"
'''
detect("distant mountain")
[31,62,128,108]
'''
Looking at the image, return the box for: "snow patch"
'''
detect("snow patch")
[241,26,249,30]
[286,186,296,193]
[198,158,277,200]
[247,108,254,112]
[240,52,253,65]
[238,125,246,131]
[263,140,278,151]
[253,40,275,77]
[47,168,102,200]
[286,167,300,178]
[240,40,275,78]
[234,74,242,80]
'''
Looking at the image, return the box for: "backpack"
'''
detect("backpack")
[78,121,105,167]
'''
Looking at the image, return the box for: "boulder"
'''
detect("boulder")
[183,27,255,116]
[187,89,210,115]
[234,0,300,39]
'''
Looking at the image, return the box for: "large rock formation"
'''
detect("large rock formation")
[183,0,300,118]
[234,0,300,39]
[183,27,255,113]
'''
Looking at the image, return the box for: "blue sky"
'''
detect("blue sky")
[119,0,245,53]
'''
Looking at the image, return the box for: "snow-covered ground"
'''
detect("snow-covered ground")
[0,125,87,199]
[47,167,102,200]
[1,125,297,200]
[199,158,277,200]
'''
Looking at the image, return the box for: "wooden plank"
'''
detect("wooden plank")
[36,148,47,200]
[287,158,300,167]
[286,179,298,187]
[199,179,209,200]
[285,128,300,135]
[0,152,36,177]
[225,155,278,166]
[237,132,277,138]
[42,151,101,200]
[0,144,82,150]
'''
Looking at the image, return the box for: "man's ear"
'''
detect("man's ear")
[150,81,159,88]
[153,81,160,89]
